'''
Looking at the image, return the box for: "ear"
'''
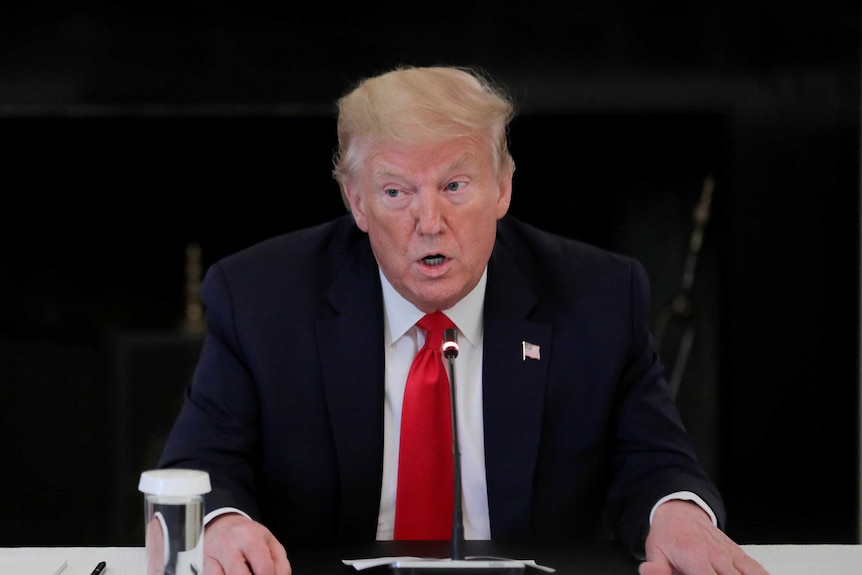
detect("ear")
[494,166,513,219]
[343,183,369,232]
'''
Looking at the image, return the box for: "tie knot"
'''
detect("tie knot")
[417,311,455,349]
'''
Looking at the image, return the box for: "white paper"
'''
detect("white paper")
[342,556,556,572]
[0,547,146,575]
[0,554,66,575]
[741,544,862,575]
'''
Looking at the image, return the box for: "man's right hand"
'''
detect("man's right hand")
[203,513,291,575]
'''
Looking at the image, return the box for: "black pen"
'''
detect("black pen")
[90,561,107,575]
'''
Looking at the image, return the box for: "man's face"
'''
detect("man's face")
[343,136,512,313]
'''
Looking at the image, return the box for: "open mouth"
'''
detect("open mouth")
[422,255,446,266]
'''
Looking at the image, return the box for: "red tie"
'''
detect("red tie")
[394,311,455,540]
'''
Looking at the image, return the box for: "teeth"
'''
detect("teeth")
[423,255,445,266]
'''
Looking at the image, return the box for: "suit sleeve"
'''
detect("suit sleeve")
[605,258,726,556]
[157,262,264,521]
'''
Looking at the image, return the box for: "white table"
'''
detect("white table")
[1,545,860,575]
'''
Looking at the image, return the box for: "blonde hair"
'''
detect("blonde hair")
[332,65,515,195]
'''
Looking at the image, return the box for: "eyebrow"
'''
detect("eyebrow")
[371,155,476,182]
[371,167,404,180]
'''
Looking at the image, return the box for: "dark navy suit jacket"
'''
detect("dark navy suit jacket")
[159,213,724,557]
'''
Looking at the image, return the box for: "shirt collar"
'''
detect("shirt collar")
[380,267,486,349]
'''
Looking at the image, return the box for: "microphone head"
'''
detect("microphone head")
[442,328,459,358]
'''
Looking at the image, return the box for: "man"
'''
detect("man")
[158,65,769,575]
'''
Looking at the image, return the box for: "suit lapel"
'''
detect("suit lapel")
[483,239,552,540]
[316,234,385,541]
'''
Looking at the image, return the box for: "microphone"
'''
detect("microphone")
[442,328,460,360]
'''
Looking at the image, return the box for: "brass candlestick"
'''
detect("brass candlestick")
[181,242,205,335]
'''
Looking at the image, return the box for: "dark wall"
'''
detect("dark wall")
[1,1,859,548]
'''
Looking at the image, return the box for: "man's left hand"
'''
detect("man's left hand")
[638,500,771,575]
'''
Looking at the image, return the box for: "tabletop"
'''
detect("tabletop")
[1,542,860,575]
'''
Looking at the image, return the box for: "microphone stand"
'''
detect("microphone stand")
[443,329,465,561]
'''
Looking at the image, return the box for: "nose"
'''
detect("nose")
[413,189,447,235]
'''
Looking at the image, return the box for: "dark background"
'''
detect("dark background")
[1,1,859,548]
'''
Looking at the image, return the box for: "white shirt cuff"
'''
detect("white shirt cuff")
[204,507,251,526]
[649,491,718,526]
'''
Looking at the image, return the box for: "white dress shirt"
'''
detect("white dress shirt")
[376,267,492,539]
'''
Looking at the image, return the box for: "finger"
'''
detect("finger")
[733,550,771,575]
[218,553,255,575]
[242,533,288,575]
[638,561,672,575]
[639,559,673,575]
[203,554,226,575]
[267,539,291,575]
[265,552,291,575]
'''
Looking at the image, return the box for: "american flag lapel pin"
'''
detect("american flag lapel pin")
[522,341,541,361]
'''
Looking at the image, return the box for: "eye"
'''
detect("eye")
[384,188,402,198]
[445,181,467,192]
